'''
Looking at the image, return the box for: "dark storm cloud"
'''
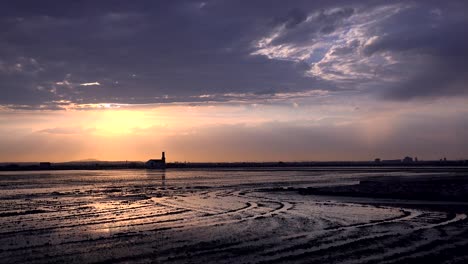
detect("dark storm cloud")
[361,3,468,100]
[0,0,339,109]
[1,1,468,109]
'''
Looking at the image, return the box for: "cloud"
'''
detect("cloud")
[360,5,468,100]
[253,2,468,101]
[0,1,468,110]
[79,82,100,86]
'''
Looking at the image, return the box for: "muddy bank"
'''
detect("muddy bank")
[295,175,468,202]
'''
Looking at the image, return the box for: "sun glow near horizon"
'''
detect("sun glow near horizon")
[0,97,467,162]
[93,109,154,136]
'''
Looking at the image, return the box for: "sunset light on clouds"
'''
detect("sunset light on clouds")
[1,1,467,162]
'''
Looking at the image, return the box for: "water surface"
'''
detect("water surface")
[1,168,467,263]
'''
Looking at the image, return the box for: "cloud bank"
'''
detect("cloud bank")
[1,1,467,110]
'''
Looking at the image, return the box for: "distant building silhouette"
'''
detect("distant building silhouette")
[374,158,381,163]
[146,152,166,169]
[402,156,414,163]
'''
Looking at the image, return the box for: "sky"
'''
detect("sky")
[1,0,467,162]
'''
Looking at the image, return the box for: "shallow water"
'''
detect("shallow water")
[1,168,468,263]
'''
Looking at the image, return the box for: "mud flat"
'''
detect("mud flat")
[1,168,468,263]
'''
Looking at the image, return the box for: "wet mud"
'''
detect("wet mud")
[1,168,468,263]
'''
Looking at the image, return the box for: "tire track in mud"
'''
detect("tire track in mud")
[1,190,262,262]
[167,208,414,263]
[323,219,468,264]
[15,192,293,263]
[0,209,193,258]
[254,212,467,264]
[0,195,195,253]
[168,192,406,255]
[153,189,294,228]
[111,195,294,262]
[167,189,459,264]
[90,193,409,263]
[0,203,159,232]
[0,204,190,237]
[348,214,468,264]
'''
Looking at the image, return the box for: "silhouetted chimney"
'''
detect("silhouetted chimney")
[162,152,166,162]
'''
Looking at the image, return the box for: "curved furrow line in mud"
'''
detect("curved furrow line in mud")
[27,217,263,264]
[162,227,342,264]
[231,190,297,216]
[93,241,248,264]
[26,199,290,263]
[127,197,410,263]
[356,215,468,264]
[203,201,255,216]
[159,200,286,228]
[158,230,398,264]
[149,202,301,262]
[76,208,464,260]
[45,195,255,236]
[104,218,292,263]
[0,203,170,233]
[254,212,467,264]
[258,233,412,263]
[249,200,293,219]
[1,218,183,264]
[0,209,193,257]
[22,203,155,222]
[352,228,468,264]
[246,208,435,262]
[313,228,444,264]
[0,205,192,245]
[156,206,416,264]
[149,220,284,262]
[1,198,259,261]
[269,206,416,246]
[155,195,258,220]
[154,191,294,227]
[0,203,189,236]
[78,199,258,236]
[140,202,367,263]
[1,231,166,264]
[157,197,225,215]
[416,213,467,230]
[4,215,255,263]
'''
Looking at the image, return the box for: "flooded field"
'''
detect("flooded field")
[1,168,468,263]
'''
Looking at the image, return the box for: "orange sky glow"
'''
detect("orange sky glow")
[1,97,467,162]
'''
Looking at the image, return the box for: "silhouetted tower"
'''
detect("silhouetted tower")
[162,152,166,163]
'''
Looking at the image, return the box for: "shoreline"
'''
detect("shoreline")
[1,160,468,171]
